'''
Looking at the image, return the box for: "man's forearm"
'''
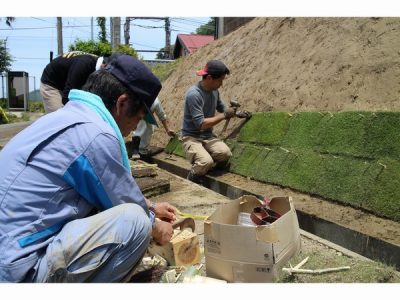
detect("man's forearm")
[200,113,225,130]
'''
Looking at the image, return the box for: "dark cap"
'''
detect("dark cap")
[105,54,161,125]
[196,60,230,76]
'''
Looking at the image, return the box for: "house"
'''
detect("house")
[173,34,215,59]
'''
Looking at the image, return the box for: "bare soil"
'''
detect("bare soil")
[149,17,400,246]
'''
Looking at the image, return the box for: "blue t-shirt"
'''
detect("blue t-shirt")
[181,82,226,139]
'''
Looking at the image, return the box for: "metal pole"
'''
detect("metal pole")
[91,17,94,41]
[1,74,4,99]
[57,17,63,56]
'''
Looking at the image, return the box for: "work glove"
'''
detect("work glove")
[224,108,236,119]
[235,110,252,119]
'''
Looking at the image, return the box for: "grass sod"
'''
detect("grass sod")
[312,112,372,159]
[165,111,400,221]
[363,112,400,159]
[281,112,327,149]
[238,112,292,145]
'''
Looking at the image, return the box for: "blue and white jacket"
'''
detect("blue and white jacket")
[0,90,150,282]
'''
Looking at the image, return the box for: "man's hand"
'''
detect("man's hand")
[152,219,174,245]
[224,108,236,119]
[153,202,177,223]
[235,110,252,119]
[166,129,176,137]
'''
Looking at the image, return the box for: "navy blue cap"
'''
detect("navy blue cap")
[105,54,161,125]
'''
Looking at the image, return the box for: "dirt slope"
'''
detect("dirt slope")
[153,17,400,147]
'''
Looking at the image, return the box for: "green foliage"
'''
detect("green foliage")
[165,111,400,221]
[69,39,138,58]
[0,106,9,124]
[115,44,139,58]
[96,17,107,43]
[195,18,215,35]
[0,98,6,109]
[0,39,13,72]
[156,45,174,59]
[149,59,182,82]
[28,101,44,113]
[164,135,184,156]
[5,112,29,123]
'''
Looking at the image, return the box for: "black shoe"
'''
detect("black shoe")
[186,170,205,185]
[131,136,141,159]
[215,161,231,171]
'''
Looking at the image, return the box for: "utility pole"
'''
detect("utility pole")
[165,17,171,59]
[124,17,131,45]
[111,17,121,50]
[91,17,94,41]
[57,17,63,56]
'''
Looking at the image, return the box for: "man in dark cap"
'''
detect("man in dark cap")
[181,60,237,184]
[0,55,176,282]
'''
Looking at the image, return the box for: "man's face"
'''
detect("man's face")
[114,94,146,137]
[209,74,226,90]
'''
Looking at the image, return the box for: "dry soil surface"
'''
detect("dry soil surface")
[149,17,400,246]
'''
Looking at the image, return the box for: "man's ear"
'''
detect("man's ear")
[115,93,130,115]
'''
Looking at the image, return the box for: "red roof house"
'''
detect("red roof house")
[173,34,215,59]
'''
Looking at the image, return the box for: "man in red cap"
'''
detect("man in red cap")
[181,60,237,184]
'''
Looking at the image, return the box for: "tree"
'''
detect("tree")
[156,45,174,59]
[0,17,15,27]
[0,39,13,72]
[68,39,139,58]
[195,18,215,35]
[96,17,107,43]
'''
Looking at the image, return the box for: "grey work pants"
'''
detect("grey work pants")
[25,203,151,283]
[182,136,232,176]
[40,82,63,113]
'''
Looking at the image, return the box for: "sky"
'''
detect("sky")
[1,0,399,299]
[2,0,398,95]
[0,17,210,94]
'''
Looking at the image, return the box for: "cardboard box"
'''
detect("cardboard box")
[204,195,301,282]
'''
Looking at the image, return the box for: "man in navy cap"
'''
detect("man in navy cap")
[181,60,237,184]
[0,55,176,282]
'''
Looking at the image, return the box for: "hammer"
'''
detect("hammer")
[221,100,241,134]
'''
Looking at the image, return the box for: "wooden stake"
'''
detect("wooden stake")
[282,266,350,275]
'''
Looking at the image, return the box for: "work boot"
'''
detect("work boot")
[186,170,205,185]
[131,136,141,160]
[214,161,231,171]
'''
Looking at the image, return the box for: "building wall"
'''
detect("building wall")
[222,17,255,36]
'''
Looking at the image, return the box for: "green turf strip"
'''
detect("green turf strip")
[166,112,400,221]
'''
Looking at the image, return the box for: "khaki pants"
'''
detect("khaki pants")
[40,82,63,113]
[182,136,232,176]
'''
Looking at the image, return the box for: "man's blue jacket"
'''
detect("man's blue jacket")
[0,90,150,282]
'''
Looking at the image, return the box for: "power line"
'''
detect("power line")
[30,17,55,25]
[0,24,99,31]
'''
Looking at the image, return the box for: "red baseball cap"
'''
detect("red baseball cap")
[196,60,230,76]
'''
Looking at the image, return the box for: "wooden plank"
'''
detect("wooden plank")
[136,177,170,198]
[148,228,201,267]
[132,167,157,178]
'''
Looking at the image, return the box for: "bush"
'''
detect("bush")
[149,59,181,82]
[0,106,9,124]
[28,101,45,113]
